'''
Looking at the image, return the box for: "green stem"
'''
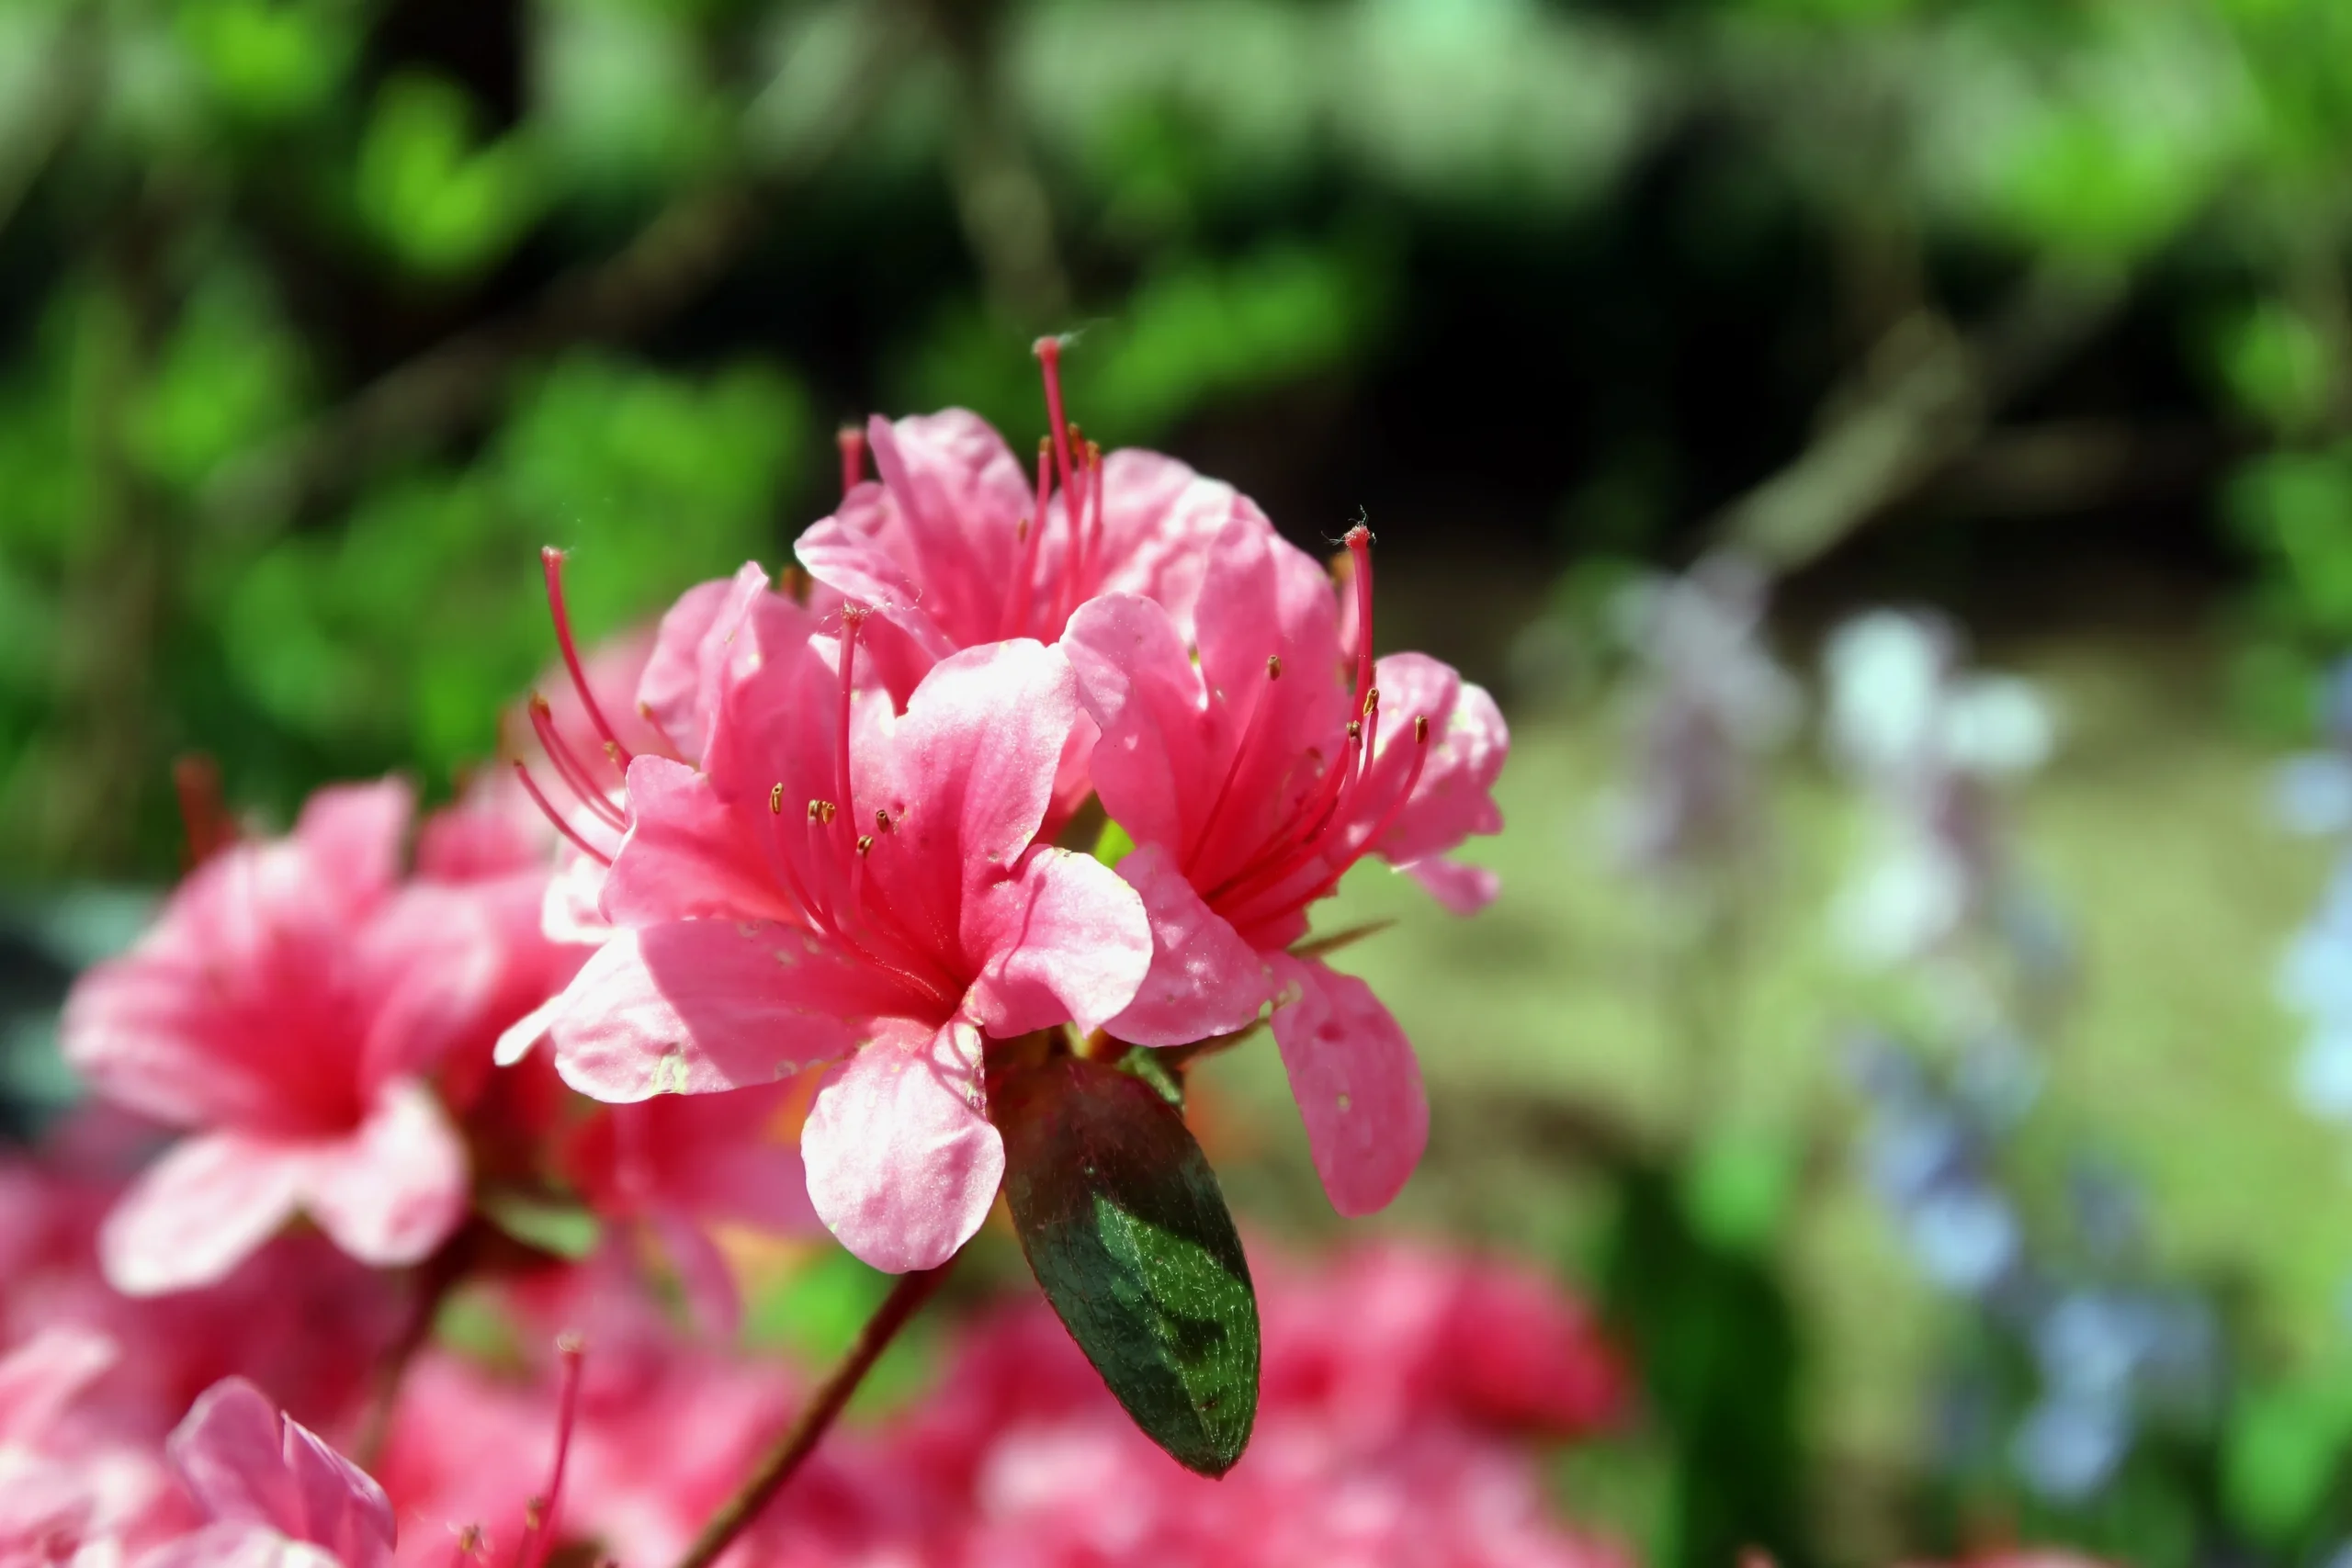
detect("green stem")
[670,1258,953,1568]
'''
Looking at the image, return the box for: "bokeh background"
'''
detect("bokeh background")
[10,0,2352,1564]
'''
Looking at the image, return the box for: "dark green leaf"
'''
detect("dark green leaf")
[998,1055,1258,1476]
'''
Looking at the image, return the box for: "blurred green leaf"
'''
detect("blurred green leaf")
[177,0,356,124]
[356,73,544,276]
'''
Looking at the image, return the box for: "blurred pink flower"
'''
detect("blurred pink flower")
[61,783,501,1293]
[534,606,1151,1273]
[0,1327,178,1568]
[141,1379,394,1568]
[1062,522,1508,1214]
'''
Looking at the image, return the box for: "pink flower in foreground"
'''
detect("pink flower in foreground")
[141,1379,394,1568]
[1062,521,1507,1214]
[61,783,501,1293]
[796,341,1273,705]
[532,602,1152,1272]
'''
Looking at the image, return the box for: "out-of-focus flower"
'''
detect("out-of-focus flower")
[60,784,506,1294]
[0,1327,176,1568]
[1823,612,2056,972]
[1063,522,1507,1215]
[141,1379,394,1568]
[1602,553,1797,879]
[533,606,1151,1274]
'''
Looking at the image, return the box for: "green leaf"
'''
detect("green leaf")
[1114,1042,1185,1109]
[998,1055,1258,1476]
[477,1189,603,1259]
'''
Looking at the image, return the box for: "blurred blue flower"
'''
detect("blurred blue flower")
[2014,1391,2131,1500]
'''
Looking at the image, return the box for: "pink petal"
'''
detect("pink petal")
[1265,954,1429,1217]
[963,846,1153,1038]
[794,505,958,674]
[1398,855,1500,915]
[350,886,503,1091]
[1102,843,1273,1047]
[1192,516,1345,739]
[860,409,1032,645]
[544,922,892,1102]
[166,1379,299,1528]
[100,1134,307,1295]
[1061,592,1214,853]
[0,1327,118,1446]
[635,562,770,763]
[647,1210,745,1342]
[297,1080,469,1268]
[292,779,414,914]
[1365,653,1508,866]
[801,1018,1002,1273]
[600,756,798,929]
[132,1518,320,1568]
[1091,450,1272,634]
[855,639,1080,957]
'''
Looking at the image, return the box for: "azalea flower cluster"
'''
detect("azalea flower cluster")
[57,341,1508,1294]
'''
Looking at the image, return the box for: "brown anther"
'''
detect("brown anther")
[1346,719,1363,741]
[808,799,837,824]
[876,807,894,832]
[1016,516,1031,543]
[1038,435,1053,457]
[1415,714,1430,742]
[1363,686,1379,716]
[456,1524,486,1555]
[1266,655,1283,680]
[1067,422,1085,449]
[604,740,622,763]
[637,701,655,720]
[528,694,554,716]
[524,1497,547,1530]
[1085,438,1102,465]
[856,835,875,857]
[770,784,785,814]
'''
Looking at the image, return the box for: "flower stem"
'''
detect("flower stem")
[671,1258,953,1568]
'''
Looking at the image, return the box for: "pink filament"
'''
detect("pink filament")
[539,548,634,779]
[515,1336,585,1568]
[837,424,867,500]
[510,761,613,866]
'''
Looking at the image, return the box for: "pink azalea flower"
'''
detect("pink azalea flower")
[794,341,1273,702]
[61,783,502,1293]
[1061,522,1508,1215]
[141,1378,394,1568]
[0,1327,176,1568]
[532,599,1153,1273]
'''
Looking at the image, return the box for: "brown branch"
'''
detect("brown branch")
[671,1258,952,1568]
[1711,263,2129,571]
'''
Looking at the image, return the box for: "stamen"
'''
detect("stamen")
[515,1335,584,1568]
[445,1524,485,1568]
[876,807,894,833]
[837,424,866,499]
[770,784,785,815]
[856,835,875,856]
[527,697,628,831]
[540,547,634,778]
[1344,525,1375,708]
[1358,686,1381,784]
[808,800,836,825]
[510,761,613,866]
[1227,708,1432,932]
[1267,655,1283,680]
[1033,337,1079,529]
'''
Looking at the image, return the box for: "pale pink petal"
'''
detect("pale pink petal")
[1061,592,1213,853]
[801,1019,1001,1273]
[492,991,566,1066]
[292,779,414,913]
[0,1327,118,1446]
[962,846,1152,1038]
[1366,653,1508,866]
[589,1084,818,1233]
[135,1519,330,1568]
[168,1379,391,1568]
[166,1380,299,1529]
[635,562,768,762]
[1101,843,1273,1047]
[1266,954,1429,1217]
[541,852,610,944]
[1091,451,1272,634]
[856,639,1080,950]
[861,409,1032,645]
[545,922,895,1102]
[794,506,958,672]
[351,886,503,1091]
[1192,516,1345,738]
[297,1081,469,1269]
[647,1210,745,1342]
[1398,855,1500,915]
[100,1134,307,1296]
[600,756,798,929]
